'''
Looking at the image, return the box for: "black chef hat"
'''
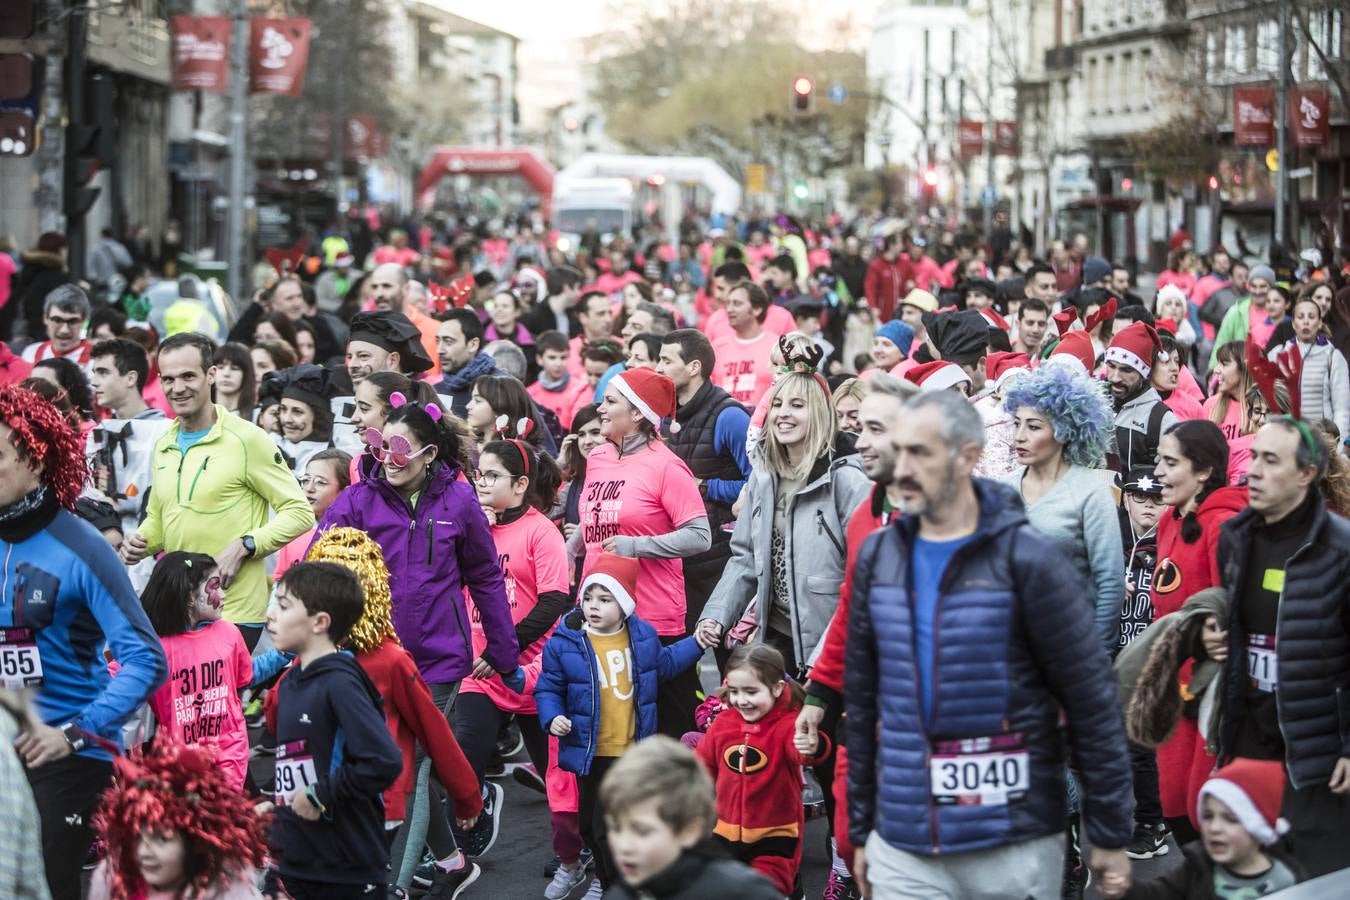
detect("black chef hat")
[347,311,434,374]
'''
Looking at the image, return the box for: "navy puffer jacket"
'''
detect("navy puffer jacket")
[844,479,1135,855]
[1217,496,1350,788]
[534,609,702,776]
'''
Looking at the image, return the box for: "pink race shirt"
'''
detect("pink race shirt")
[462,507,569,713]
[579,442,706,635]
[701,306,794,344]
[147,620,253,789]
[710,331,778,407]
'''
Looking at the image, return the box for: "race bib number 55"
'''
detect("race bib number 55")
[929,733,1030,807]
[274,739,318,806]
[0,628,43,689]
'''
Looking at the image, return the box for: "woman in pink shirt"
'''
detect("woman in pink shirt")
[570,368,710,737]
[1202,340,1251,440]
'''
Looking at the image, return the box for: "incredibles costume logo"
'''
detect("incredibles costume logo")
[723,742,769,774]
[1153,558,1182,594]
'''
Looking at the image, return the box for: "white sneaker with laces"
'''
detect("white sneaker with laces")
[544,862,589,899]
[580,878,604,900]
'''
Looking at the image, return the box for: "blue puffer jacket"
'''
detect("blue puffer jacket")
[534,609,702,775]
[844,479,1134,855]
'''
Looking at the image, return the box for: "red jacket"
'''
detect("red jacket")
[265,639,483,822]
[0,341,31,389]
[1151,486,1248,619]
[695,690,830,895]
[807,485,889,696]
[863,256,916,322]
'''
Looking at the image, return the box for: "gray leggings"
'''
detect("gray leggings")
[390,681,460,888]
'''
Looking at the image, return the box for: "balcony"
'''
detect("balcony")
[86,10,170,85]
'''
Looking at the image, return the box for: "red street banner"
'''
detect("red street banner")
[957,120,984,160]
[1289,88,1330,148]
[249,17,311,96]
[170,16,230,93]
[344,114,388,160]
[994,121,1019,156]
[1233,87,1275,146]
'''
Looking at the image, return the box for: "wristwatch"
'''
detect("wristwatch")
[241,535,256,558]
[60,722,87,753]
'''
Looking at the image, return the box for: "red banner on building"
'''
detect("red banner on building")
[248,17,311,96]
[957,120,984,160]
[344,114,388,160]
[170,16,230,93]
[1289,88,1330,148]
[994,121,1019,156]
[1233,87,1275,146]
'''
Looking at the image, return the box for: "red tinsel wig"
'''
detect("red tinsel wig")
[93,740,270,898]
[0,384,87,510]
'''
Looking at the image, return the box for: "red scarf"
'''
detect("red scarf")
[32,339,92,366]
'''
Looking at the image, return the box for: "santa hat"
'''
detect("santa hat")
[611,369,680,433]
[579,553,640,618]
[1155,317,1179,338]
[977,307,1011,332]
[1156,283,1188,311]
[1105,322,1161,377]
[985,351,1030,391]
[1048,331,1097,376]
[904,360,972,393]
[1197,759,1290,846]
[1052,307,1079,337]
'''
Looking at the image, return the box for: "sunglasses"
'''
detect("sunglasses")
[364,428,433,468]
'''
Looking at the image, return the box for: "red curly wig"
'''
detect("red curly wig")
[93,740,270,898]
[0,384,87,509]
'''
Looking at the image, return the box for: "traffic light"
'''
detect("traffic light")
[791,76,815,114]
[64,123,101,218]
[0,54,38,158]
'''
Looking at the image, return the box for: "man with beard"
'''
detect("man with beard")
[843,389,1134,900]
[795,373,916,900]
[1104,321,1177,471]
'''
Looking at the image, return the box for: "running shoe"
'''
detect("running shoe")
[513,763,546,795]
[544,861,589,899]
[821,870,861,900]
[1125,822,1170,860]
[424,861,480,900]
[452,782,503,858]
[543,848,593,878]
[496,717,524,758]
[579,879,604,900]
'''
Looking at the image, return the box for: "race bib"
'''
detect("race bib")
[929,734,1030,807]
[1247,634,1278,693]
[274,739,318,806]
[0,627,43,689]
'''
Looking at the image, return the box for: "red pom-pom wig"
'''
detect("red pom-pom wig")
[93,740,270,898]
[0,385,87,510]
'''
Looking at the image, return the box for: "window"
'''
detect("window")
[1256,19,1279,72]
[1087,56,1099,113]
[1140,48,1152,109]
[1308,9,1344,79]
[1121,52,1133,111]
[1225,23,1249,73]
[1205,30,1219,75]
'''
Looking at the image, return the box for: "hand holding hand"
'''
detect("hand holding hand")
[550,716,572,737]
[695,619,723,649]
[1090,848,1132,899]
[120,530,149,565]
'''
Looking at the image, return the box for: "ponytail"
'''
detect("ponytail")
[482,438,562,512]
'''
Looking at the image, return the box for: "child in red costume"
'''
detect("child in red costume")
[264,527,483,887]
[695,644,829,896]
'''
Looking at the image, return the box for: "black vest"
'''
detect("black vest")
[663,380,747,537]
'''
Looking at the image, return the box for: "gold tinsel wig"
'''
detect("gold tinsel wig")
[306,527,397,654]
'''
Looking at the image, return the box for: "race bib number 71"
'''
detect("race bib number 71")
[929,734,1030,807]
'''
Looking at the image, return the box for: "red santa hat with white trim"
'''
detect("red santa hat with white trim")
[610,368,680,433]
[579,553,640,618]
[1196,758,1290,846]
[903,360,972,393]
[1104,321,1161,377]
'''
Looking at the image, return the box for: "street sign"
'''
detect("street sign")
[1288,166,1313,179]
[745,163,767,195]
[828,83,848,104]
[980,185,998,207]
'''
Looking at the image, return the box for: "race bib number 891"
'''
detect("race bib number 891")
[929,734,1030,807]
[274,740,318,806]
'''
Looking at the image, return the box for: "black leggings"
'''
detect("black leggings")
[453,691,549,783]
[656,634,700,739]
[27,754,113,900]
[578,755,619,887]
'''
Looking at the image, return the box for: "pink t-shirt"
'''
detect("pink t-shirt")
[1249,304,1278,350]
[1203,393,1245,440]
[710,331,778,407]
[578,441,705,635]
[147,620,253,789]
[273,526,316,581]
[701,305,794,344]
[462,507,569,713]
[529,377,591,431]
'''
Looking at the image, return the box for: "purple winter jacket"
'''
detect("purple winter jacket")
[319,461,519,684]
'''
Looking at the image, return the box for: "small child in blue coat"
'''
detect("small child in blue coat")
[534,553,714,896]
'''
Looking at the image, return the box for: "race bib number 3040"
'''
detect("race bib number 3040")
[929,733,1030,807]
[0,628,43,689]
[274,739,318,807]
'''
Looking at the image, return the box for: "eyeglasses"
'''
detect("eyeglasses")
[472,469,502,486]
[1127,494,1165,506]
[299,475,331,490]
[364,428,432,468]
[45,313,83,330]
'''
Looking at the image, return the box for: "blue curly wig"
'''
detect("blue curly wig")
[1002,364,1114,467]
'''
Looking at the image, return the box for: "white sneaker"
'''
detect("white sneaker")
[580,878,604,900]
[544,862,589,899]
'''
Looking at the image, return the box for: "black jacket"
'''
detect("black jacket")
[521,297,578,339]
[1217,494,1350,788]
[7,251,71,342]
[1123,841,1302,899]
[663,380,748,539]
[602,841,783,900]
[270,651,402,885]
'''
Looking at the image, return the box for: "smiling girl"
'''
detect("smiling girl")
[694,644,829,897]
